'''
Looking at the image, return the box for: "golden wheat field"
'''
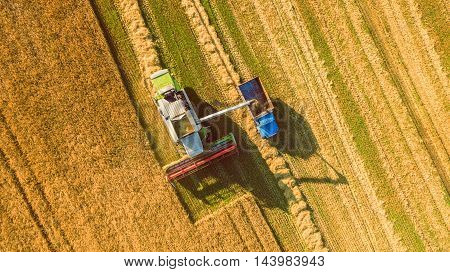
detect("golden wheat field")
[0,0,448,252]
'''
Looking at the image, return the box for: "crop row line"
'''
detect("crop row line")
[304,0,428,250]
[341,0,449,248]
[305,0,448,250]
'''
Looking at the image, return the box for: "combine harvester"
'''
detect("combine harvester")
[150,69,278,182]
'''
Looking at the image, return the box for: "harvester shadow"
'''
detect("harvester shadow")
[175,88,288,211]
[268,99,348,185]
[268,99,318,159]
[297,174,347,185]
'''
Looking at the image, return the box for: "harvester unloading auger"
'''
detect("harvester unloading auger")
[150,69,279,182]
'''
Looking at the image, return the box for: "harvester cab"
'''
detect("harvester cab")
[151,69,204,157]
[150,69,279,182]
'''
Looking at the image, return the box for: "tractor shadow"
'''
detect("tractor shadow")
[174,88,288,213]
[268,99,318,159]
[268,99,348,185]
[296,153,348,185]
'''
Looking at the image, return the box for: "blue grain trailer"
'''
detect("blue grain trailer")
[238,77,279,138]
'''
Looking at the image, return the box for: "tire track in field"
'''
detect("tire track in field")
[233,196,278,251]
[224,199,265,251]
[0,113,74,252]
[201,204,249,251]
[195,194,281,251]
[223,213,249,251]
[308,0,448,250]
[349,0,450,248]
[239,195,282,251]
[341,0,449,230]
[371,0,450,161]
[182,0,328,251]
[195,205,249,251]
[347,0,450,237]
[0,149,54,251]
[396,0,450,190]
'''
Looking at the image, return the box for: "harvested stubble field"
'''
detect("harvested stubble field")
[0,0,448,252]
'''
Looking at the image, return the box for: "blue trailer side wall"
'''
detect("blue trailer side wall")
[238,77,279,138]
[256,112,279,138]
